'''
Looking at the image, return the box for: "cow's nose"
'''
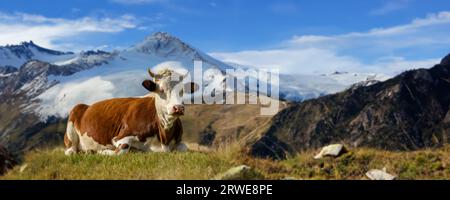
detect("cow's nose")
[172,105,185,115]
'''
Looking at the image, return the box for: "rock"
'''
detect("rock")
[314,144,346,159]
[366,168,396,180]
[213,165,264,180]
[184,142,212,153]
[280,176,298,180]
[441,53,450,65]
[19,164,28,173]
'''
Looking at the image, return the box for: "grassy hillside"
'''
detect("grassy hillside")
[2,145,449,180]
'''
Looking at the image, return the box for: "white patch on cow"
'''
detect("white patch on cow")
[65,121,79,151]
[146,93,178,130]
[78,131,114,152]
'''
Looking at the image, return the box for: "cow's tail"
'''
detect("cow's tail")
[64,104,89,156]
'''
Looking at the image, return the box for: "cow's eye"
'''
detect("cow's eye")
[179,90,183,96]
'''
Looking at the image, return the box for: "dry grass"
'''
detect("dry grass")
[241,145,450,180]
[1,145,449,180]
[1,148,233,180]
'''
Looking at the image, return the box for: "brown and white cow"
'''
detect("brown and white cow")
[64,68,198,155]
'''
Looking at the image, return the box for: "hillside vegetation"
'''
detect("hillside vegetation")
[2,145,449,180]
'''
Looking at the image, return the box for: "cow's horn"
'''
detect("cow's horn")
[182,71,189,79]
[148,68,156,78]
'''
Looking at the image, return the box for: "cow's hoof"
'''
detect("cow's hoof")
[175,143,188,152]
[64,148,77,156]
[114,144,131,155]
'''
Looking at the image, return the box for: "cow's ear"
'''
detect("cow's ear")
[185,82,199,93]
[142,79,157,92]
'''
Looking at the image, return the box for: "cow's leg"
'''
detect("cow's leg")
[64,121,79,156]
[114,144,131,155]
[172,126,187,152]
[65,104,89,156]
[150,133,171,152]
[111,136,143,155]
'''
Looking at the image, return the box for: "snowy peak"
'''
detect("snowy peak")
[20,41,73,56]
[54,50,115,67]
[129,32,198,58]
[1,41,73,58]
[0,41,74,68]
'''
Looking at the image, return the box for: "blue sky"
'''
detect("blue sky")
[0,0,449,74]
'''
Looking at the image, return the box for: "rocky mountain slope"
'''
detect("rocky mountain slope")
[249,54,450,159]
[0,145,15,175]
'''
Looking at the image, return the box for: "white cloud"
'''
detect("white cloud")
[370,0,411,15]
[0,12,138,50]
[211,11,450,75]
[290,12,450,47]
[212,48,362,74]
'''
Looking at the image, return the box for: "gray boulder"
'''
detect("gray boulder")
[314,144,346,159]
[213,165,264,180]
[366,168,396,180]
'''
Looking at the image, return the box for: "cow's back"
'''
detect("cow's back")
[69,104,89,130]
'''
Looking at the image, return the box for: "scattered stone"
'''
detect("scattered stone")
[185,142,212,153]
[280,176,298,180]
[366,168,396,180]
[314,144,347,159]
[213,165,264,180]
[19,164,28,173]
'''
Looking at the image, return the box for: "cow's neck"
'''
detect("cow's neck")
[152,94,178,130]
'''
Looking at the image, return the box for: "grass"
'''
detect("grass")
[1,145,449,180]
[248,146,450,180]
[1,148,233,180]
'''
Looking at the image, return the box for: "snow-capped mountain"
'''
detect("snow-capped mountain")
[0,41,75,68]
[1,32,390,120]
[227,62,391,101]
[0,32,393,154]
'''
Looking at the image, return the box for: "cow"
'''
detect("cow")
[63,68,199,155]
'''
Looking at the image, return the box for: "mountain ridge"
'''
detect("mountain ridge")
[249,54,450,159]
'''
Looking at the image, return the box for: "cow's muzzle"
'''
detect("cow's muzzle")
[171,104,185,115]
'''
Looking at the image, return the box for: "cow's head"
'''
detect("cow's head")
[142,68,198,116]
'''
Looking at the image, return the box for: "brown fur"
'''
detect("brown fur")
[63,134,71,148]
[67,97,183,150]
